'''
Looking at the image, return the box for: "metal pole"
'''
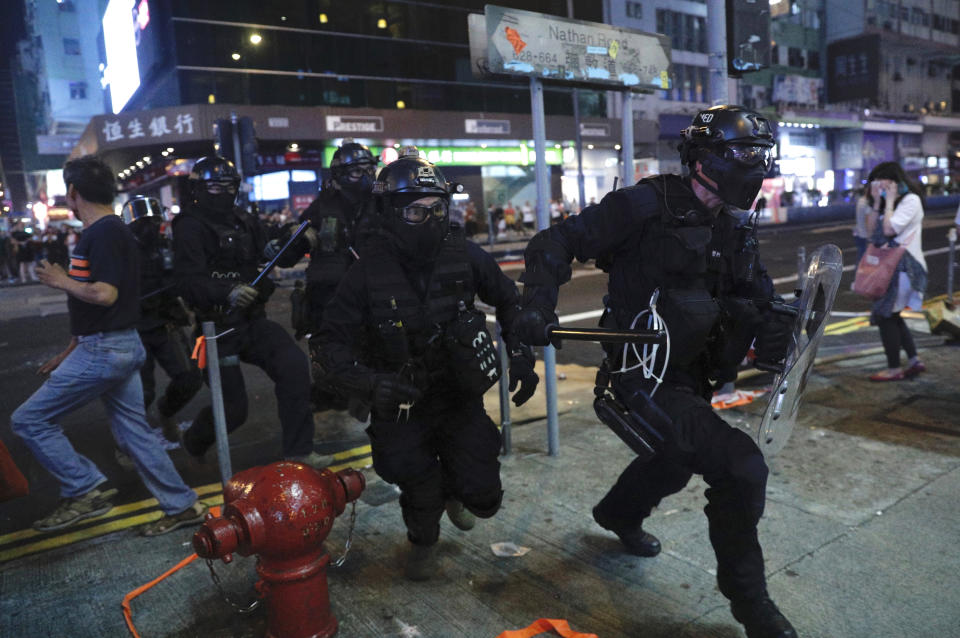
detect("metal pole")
[947,227,957,302]
[620,91,635,187]
[488,206,496,250]
[573,89,586,213]
[496,321,512,456]
[568,1,586,213]
[707,0,728,104]
[796,245,807,291]
[530,76,560,456]
[201,321,233,485]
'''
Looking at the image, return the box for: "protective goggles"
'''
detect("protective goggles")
[390,195,448,224]
[204,180,239,195]
[341,163,376,181]
[722,144,774,169]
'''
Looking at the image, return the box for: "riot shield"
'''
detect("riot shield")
[755,244,843,456]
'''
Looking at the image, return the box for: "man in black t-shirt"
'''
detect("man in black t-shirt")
[11,155,205,536]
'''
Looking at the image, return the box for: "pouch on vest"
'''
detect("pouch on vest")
[658,288,720,366]
[444,301,501,394]
[290,280,310,339]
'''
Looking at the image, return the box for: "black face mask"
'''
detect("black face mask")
[382,195,449,263]
[128,217,162,247]
[194,182,238,214]
[695,149,769,210]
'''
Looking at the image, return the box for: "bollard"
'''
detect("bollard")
[201,321,232,486]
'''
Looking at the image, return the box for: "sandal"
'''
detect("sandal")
[904,361,926,378]
[869,370,905,382]
[141,502,209,537]
[33,487,119,532]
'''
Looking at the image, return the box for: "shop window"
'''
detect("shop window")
[69,82,86,99]
[626,1,642,19]
[58,0,75,11]
[807,50,819,71]
[787,47,804,68]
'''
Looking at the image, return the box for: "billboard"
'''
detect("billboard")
[102,0,141,114]
[826,34,881,103]
[726,0,771,75]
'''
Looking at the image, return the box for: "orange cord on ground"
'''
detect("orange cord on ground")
[122,506,220,638]
[496,618,598,638]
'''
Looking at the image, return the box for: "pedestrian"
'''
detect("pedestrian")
[853,185,871,265]
[521,200,535,234]
[12,223,37,283]
[173,157,325,467]
[10,155,205,535]
[0,229,11,282]
[314,148,539,581]
[122,196,202,442]
[864,161,927,382]
[514,106,797,638]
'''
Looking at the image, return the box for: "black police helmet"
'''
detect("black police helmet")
[678,105,774,166]
[188,156,240,211]
[330,139,376,177]
[121,196,163,225]
[372,146,455,201]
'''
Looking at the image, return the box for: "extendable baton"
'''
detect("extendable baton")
[545,325,666,345]
[251,220,311,287]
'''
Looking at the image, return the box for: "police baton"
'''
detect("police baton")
[140,283,176,301]
[545,324,666,345]
[251,220,311,287]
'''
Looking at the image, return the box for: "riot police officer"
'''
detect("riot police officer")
[515,106,797,638]
[269,140,378,410]
[122,197,201,443]
[314,148,539,581]
[173,157,329,468]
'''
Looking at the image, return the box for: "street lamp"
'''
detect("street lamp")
[250,34,262,45]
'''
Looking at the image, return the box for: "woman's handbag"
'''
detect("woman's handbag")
[853,242,906,300]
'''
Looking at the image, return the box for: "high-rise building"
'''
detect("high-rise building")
[72,0,631,213]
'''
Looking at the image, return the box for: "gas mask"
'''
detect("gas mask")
[336,163,376,203]
[383,194,450,263]
[694,143,772,210]
[195,180,239,214]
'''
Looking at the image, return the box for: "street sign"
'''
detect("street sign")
[483,5,671,91]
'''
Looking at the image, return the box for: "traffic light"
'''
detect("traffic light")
[214,116,257,177]
[726,0,771,76]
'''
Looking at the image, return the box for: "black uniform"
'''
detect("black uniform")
[278,185,375,337]
[522,174,779,605]
[130,218,201,418]
[316,228,524,545]
[173,204,314,458]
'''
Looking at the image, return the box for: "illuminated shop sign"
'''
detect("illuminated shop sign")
[322,145,563,167]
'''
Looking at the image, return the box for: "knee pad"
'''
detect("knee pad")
[462,488,504,519]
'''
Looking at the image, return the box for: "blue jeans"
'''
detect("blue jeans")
[11,329,196,514]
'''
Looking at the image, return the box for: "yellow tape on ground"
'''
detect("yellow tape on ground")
[0,496,224,563]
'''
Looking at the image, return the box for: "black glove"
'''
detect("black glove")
[263,238,283,260]
[227,284,259,309]
[513,306,559,348]
[508,346,539,406]
[754,307,795,369]
[371,374,422,416]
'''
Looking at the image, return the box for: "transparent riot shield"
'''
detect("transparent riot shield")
[755,244,843,456]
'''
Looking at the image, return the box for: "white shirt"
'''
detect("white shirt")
[887,192,925,271]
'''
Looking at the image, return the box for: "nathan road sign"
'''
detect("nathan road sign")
[483,5,671,91]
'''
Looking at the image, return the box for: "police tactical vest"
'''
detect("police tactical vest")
[304,189,370,286]
[185,207,261,284]
[361,228,477,376]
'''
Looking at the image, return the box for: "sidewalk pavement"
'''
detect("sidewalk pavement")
[1,331,957,637]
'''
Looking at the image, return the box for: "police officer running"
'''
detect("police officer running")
[173,157,330,468]
[514,106,797,638]
[122,197,201,443]
[268,140,378,410]
[314,148,539,581]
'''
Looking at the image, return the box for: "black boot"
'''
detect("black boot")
[592,505,661,557]
[731,597,798,638]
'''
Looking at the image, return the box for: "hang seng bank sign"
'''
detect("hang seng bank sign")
[93,105,203,150]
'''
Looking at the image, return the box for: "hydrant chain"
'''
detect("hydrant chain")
[330,500,358,568]
[205,558,261,615]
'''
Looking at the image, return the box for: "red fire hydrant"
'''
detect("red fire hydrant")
[193,462,365,638]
